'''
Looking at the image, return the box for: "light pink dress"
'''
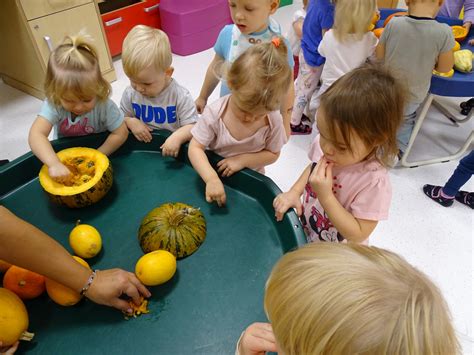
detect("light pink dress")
[303,135,392,244]
[191,95,287,173]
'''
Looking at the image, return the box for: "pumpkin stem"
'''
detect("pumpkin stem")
[76,220,81,226]
[20,331,35,342]
[168,211,186,227]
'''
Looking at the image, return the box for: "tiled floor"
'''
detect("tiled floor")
[1,1,473,352]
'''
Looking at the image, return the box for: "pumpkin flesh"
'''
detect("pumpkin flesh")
[38,147,113,208]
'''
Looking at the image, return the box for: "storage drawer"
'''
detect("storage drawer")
[28,2,112,74]
[19,0,92,20]
[102,0,160,56]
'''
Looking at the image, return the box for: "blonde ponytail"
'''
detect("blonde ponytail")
[227,36,292,112]
[44,33,110,106]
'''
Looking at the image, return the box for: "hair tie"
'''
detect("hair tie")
[271,37,281,48]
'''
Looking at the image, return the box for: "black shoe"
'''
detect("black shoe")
[455,191,474,209]
[423,184,454,207]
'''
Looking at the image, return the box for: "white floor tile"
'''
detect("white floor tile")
[0,2,472,352]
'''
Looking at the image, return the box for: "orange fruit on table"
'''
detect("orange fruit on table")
[0,259,12,272]
[383,11,408,27]
[373,28,384,39]
[452,25,468,42]
[45,256,90,306]
[0,288,33,347]
[3,266,45,300]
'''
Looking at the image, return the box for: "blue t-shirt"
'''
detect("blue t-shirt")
[301,0,335,67]
[214,24,295,96]
[39,99,124,139]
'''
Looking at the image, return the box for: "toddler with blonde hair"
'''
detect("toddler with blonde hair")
[189,38,291,207]
[238,243,460,354]
[308,0,379,116]
[29,35,128,181]
[120,25,198,157]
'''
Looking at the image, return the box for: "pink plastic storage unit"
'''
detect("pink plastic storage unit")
[160,0,232,56]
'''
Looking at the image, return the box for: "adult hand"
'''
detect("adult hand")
[85,269,151,313]
[128,119,153,143]
[195,97,207,114]
[308,156,334,203]
[205,178,226,207]
[463,21,471,34]
[273,190,303,221]
[217,156,245,177]
[238,323,278,355]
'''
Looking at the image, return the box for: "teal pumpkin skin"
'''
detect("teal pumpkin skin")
[138,203,207,259]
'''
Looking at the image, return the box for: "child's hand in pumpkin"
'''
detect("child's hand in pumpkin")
[238,322,278,355]
[273,190,303,221]
[161,135,181,158]
[205,178,226,207]
[48,162,72,182]
[216,156,245,177]
[127,118,153,143]
[0,341,19,355]
[308,156,334,203]
[85,269,151,313]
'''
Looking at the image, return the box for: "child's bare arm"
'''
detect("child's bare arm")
[309,157,377,242]
[216,150,280,177]
[125,117,153,143]
[273,164,311,221]
[375,43,385,61]
[97,122,129,156]
[161,124,194,157]
[293,18,304,38]
[281,78,294,137]
[196,54,224,113]
[434,50,454,73]
[28,116,70,178]
[188,138,226,206]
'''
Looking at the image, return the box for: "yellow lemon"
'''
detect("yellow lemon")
[453,41,461,52]
[135,250,176,286]
[69,224,102,259]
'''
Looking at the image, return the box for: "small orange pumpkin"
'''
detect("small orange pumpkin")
[3,266,45,300]
[452,25,468,42]
[373,28,384,39]
[383,12,408,27]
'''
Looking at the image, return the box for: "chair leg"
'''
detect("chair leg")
[401,94,434,168]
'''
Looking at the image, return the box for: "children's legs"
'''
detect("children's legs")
[291,53,323,127]
[397,103,420,153]
[442,150,474,196]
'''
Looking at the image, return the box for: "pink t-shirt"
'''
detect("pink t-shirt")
[303,135,392,244]
[191,95,287,173]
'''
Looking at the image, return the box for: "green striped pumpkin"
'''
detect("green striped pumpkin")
[138,203,206,259]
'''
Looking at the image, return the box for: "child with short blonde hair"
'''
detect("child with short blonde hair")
[274,64,405,243]
[29,35,128,181]
[195,0,294,136]
[376,0,454,154]
[238,243,460,354]
[189,38,291,207]
[120,25,198,157]
[309,0,378,115]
